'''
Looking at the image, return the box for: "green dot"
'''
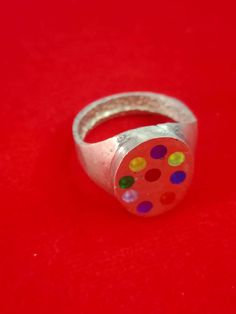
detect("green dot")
[119,176,135,189]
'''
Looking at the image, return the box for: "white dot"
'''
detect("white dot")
[122,189,138,203]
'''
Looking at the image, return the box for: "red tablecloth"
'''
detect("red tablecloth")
[1,1,236,313]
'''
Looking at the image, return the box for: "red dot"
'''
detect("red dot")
[145,168,161,182]
[160,192,176,205]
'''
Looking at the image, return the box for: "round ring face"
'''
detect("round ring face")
[114,138,194,216]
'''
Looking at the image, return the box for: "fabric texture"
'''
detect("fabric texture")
[0,0,236,313]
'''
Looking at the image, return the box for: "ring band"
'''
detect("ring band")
[72,92,198,216]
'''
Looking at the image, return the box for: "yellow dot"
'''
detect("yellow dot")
[168,152,185,167]
[129,157,147,172]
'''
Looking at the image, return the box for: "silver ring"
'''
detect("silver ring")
[73,91,198,217]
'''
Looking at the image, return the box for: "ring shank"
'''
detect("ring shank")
[73,92,197,144]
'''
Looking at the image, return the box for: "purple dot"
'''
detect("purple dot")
[150,145,167,159]
[137,201,153,213]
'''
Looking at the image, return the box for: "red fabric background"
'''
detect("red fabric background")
[0,0,236,313]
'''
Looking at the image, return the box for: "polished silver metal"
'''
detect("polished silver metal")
[73,92,197,216]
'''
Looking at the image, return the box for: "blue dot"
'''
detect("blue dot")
[150,145,167,159]
[170,171,186,184]
[137,201,153,213]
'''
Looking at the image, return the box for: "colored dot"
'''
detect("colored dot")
[129,157,147,172]
[150,145,167,159]
[122,189,139,203]
[137,201,153,213]
[119,176,135,189]
[137,201,153,214]
[170,171,186,184]
[168,152,185,167]
[145,168,161,182]
[160,192,176,205]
